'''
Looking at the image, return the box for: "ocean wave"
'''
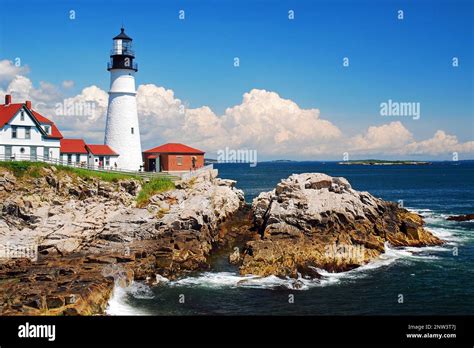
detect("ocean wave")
[408,207,449,220]
[106,240,449,317]
[162,242,443,291]
[427,227,467,243]
[106,282,152,316]
[407,207,471,243]
[168,272,318,290]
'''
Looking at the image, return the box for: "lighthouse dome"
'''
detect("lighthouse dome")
[113,27,133,41]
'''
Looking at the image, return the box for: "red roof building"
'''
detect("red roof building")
[1,94,121,170]
[86,144,118,156]
[85,144,119,169]
[0,98,63,140]
[143,143,205,172]
[1,95,63,161]
[59,141,119,168]
[30,110,63,139]
[60,139,88,154]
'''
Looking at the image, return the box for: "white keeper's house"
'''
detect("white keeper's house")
[0,94,119,169]
[0,95,63,161]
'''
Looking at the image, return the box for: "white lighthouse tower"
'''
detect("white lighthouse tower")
[104,27,142,171]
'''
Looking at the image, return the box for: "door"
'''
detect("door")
[5,146,12,160]
[148,158,156,172]
[99,156,104,168]
[30,147,37,161]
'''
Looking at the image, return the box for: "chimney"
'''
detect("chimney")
[25,101,32,109]
[5,94,11,105]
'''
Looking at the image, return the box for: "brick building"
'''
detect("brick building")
[143,143,205,172]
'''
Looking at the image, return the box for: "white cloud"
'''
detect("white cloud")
[49,86,109,143]
[62,80,75,89]
[136,87,342,156]
[219,89,342,155]
[404,130,474,156]
[0,67,472,159]
[0,60,29,84]
[349,121,414,153]
[1,75,62,105]
[346,123,473,157]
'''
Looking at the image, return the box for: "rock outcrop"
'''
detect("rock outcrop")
[0,167,445,315]
[0,166,246,315]
[446,213,474,222]
[239,173,443,278]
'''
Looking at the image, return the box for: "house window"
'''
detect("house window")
[76,155,80,164]
[131,127,134,134]
[105,157,110,166]
[25,127,31,139]
[12,126,17,139]
[44,126,50,134]
[30,147,37,160]
[176,156,183,166]
[44,147,49,160]
[20,147,25,154]
[20,110,25,121]
[67,154,72,164]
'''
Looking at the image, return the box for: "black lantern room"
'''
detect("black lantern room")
[107,27,138,71]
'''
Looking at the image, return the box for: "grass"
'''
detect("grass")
[0,161,49,177]
[0,161,175,207]
[57,165,140,182]
[136,177,175,208]
[0,161,139,182]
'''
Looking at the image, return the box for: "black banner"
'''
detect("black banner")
[0,316,472,346]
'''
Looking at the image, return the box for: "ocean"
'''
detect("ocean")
[107,161,474,315]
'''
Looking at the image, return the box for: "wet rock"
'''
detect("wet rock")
[446,213,474,222]
[46,295,65,309]
[229,247,241,265]
[0,165,249,315]
[240,173,443,278]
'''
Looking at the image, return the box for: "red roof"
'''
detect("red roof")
[0,103,22,128]
[31,111,53,124]
[60,139,88,154]
[29,110,63,139]
[144,143,205,154]
[0,101,63,139]
[86,144,118,156]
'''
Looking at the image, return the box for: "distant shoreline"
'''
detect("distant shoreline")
[338,160,432,166]
[208,159,473,165]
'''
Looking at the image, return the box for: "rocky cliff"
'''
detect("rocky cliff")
[0,167,443,315]
[239,173,443,278]
[0,165,246,315]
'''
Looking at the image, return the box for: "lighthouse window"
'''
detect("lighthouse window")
[131,127,134,134]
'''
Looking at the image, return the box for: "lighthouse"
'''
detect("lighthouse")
[104,27,142,171]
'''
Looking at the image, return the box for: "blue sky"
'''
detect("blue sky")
[0,0,472,159]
